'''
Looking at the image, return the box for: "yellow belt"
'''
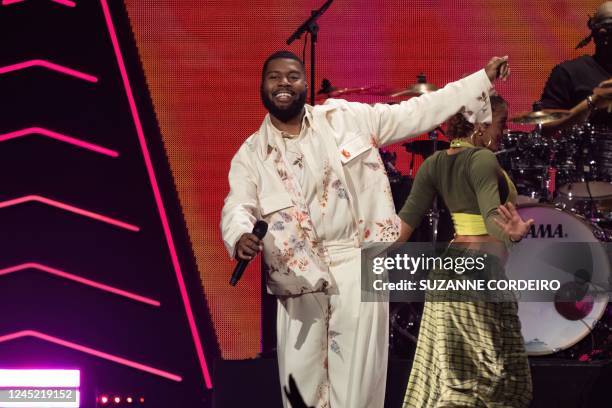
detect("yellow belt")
[451,213,487,235]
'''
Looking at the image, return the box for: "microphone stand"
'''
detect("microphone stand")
[286,0,334,105]
[428,128,440,245]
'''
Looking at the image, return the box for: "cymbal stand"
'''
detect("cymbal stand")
[428,128,440,244]
[582,123,598,220]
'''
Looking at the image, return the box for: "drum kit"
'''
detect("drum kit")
[498,106,612,360]
[325,75,612,360]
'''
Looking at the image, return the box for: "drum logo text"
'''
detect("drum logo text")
[526,223,566,238]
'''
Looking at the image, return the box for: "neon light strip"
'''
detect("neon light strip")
[0,195,139,232]
[100,0,213,389]
[0,60,96,83]
[0,331,182,382]
[0,263,160,307]
[53,0,76,6]
[2,0,76,8]
[0,369,79,387]
[0,127,118,157]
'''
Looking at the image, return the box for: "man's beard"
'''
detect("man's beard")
[260,87,307,122]
[594,29,612,60]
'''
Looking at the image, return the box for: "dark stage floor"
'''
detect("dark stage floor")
[213,356,612,408]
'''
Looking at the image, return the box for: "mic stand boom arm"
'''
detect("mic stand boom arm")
[286,0,334,106]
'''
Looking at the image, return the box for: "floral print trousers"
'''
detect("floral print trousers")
[276,241,389,408]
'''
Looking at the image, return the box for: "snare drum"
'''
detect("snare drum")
[555,181,612,222]
[505,204,610,355]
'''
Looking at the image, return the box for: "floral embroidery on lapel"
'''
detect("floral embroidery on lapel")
[292,154,304,169]
[320,162,332,208]
[277,168,290,181]
[279,211,293,222]
[272,146,318,240]
[331,179,348,199]
[315,382,330,408]
[341,149,351,158]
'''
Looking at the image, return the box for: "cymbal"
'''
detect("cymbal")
[315,86,376,100]
[388,73,439,98]
[511,109,571,125]
[403,139,450,156]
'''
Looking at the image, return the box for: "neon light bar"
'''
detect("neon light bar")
[0,263,160,307]
[2,0,76,6]
[0,60,96,82]
[0,331,182,382]
[0,195,140,232]
[0,127,119,157]
[0,370,79,387]
[53,0,77,6]
[101,0,212,389]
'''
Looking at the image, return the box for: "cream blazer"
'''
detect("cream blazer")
[221,69,493,295]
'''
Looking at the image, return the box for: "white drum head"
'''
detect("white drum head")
[558,181,612,199]
[506,205,610,355]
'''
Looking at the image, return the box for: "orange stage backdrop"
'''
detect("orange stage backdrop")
[124,0,603,359]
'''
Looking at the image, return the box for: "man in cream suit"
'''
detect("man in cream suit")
[221,50,509,408]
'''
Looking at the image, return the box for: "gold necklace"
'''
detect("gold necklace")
[449,139,475,148]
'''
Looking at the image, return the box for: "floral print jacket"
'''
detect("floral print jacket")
[221,69,493,295]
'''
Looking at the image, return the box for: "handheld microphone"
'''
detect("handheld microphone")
[229,220,268,286]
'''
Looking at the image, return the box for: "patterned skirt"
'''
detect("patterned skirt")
[403,247,532,408]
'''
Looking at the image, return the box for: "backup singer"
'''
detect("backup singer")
[221,50,508,408]
[398,95,534,407]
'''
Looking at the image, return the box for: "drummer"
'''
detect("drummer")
[541,1,612,128]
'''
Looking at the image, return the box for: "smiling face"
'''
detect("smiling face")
[260,58,307,123]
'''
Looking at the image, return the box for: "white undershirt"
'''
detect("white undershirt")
[270,114,355,242]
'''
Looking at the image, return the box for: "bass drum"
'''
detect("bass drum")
[506,204,610,355]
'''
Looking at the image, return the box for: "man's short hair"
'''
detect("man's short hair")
[261,50,305,80]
